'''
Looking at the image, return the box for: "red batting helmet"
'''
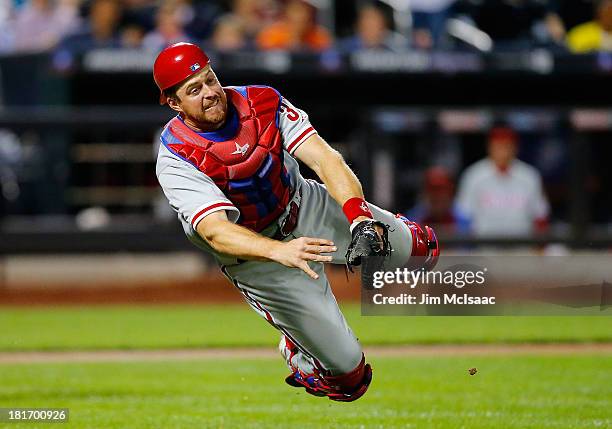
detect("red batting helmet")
[153,42,210,105]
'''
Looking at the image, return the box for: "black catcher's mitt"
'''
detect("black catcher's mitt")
[345,220,391,288]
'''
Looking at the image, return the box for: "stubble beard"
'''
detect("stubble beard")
[189,101,227,131]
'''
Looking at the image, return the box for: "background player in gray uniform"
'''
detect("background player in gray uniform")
[154,42,439,402]
[455,126,549,237]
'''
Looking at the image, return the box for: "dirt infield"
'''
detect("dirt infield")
[0,268,361,305]
[1,343,611,364]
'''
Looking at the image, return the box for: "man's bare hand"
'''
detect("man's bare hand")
[269,237,337,280]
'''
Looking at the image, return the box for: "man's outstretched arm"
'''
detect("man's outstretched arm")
[196,211,336,279]
[293,134,372,224]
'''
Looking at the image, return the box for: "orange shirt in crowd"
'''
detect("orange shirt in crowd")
[256,22,332,52]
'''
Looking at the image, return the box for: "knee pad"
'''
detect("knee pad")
[396,214,440,271]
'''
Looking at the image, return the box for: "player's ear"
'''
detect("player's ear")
[167,97,183,113]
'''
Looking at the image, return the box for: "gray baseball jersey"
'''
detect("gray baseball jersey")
[455,159,549,236]
[156,89,414,377]
[156,95,314,263]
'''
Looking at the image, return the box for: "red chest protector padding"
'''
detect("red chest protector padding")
[165,86,291,232]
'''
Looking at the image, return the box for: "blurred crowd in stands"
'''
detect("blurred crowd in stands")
[1,0,612,57]
[0,1,610,238]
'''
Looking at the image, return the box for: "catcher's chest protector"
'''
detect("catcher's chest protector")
[162,86,292,232]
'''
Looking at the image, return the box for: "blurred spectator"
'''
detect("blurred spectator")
[256,0,332,52]
[405,166,457,232]
[55,0,122,55]
[0,129,22,215]
[457,0,561,49]
[454,126,549,237]
[178,0,223,41]
[210,14,249,52]
[120,23,145,48]
[410,0,456,49]
[541,12,567,45]
[142,0,193,52]
[11,0,80,53]
[339,3,408,52]
[231,0,279,39]
[566,0,612,52]
[0,0,15,52]
[547,0,597,39]
[125,0,220,47]
[122,0,156,35]
[0,0,11,25]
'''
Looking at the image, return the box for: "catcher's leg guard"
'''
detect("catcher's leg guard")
[396,214,440,271]
[285,355,373,402]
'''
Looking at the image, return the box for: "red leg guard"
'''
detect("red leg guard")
[285,355,373,402]
[323,356,373,402]
[396,214,440,271]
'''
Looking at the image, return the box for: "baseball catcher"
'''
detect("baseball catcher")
[153,43,439,402]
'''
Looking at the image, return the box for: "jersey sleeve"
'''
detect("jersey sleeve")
[157,147,240,230]
[454,167,477,220]
[530,172,550,220]
[277,96,318,155]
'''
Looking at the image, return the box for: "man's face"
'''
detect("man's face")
[169,66,228,131]
[358,7,387,47]
[91,0,120,34]
[286,0,312,35]
[488,139,517,169]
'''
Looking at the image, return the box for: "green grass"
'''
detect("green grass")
[1,305,610,428]
[0,355,610,428]
[0,305,611,351]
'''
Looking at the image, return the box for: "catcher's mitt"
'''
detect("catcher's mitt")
[345,220,391,289]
